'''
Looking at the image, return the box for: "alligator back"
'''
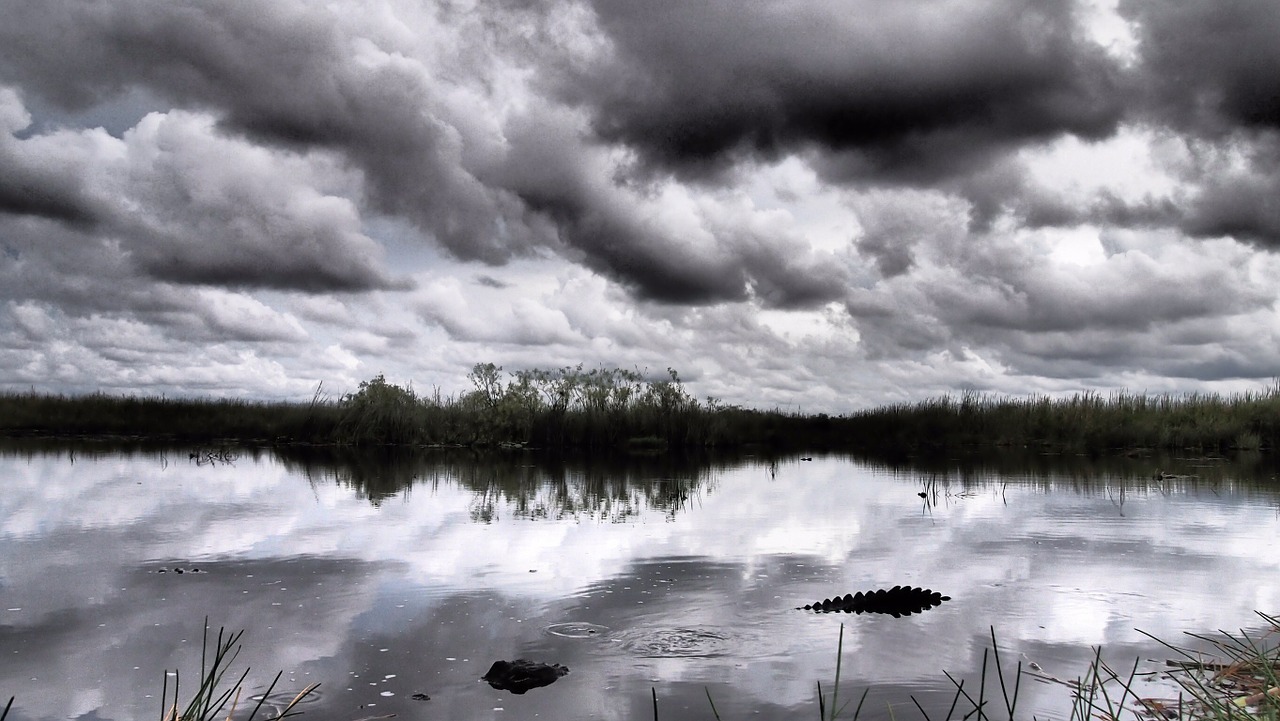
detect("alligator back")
[798,586,950,617]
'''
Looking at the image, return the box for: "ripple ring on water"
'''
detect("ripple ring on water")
[621,627,731,658]
[545,622,609,639]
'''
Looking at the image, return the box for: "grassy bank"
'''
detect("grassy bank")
[843,388,1280,455]
[5,365,1280,454]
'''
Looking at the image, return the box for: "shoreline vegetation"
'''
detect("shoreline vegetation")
[4,364,1280,455]
[675,615,1280,721]
[4,615,1277,721]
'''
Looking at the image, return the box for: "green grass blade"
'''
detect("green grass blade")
[198,618,209,717]
[849,686,870,717]
[161,670,170,721]
[940,670,983,718]
[245,671,283,721]
[988,626,1021,719]
[170,669,179,721]
[704,686,722,721]
[944,677,965,721]
[275,682,320,719]
[976,649,987,721]
[910,694,933,721]
[832,624,844,721]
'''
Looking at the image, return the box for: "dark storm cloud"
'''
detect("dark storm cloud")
[0,167,96,225]
[0,107,405,295]
[948,158,1183,234]
[0,0,845,307]
[497,112,848,306]
[562,0,1124,183]
[1122,0,1280,134]
[853,252,1275,381]
[1106,0,1280,247]
[513,177,750,304]
[0,89,99,224]
[0,0,516,263]
[841,188,1276,379]
[1176,137,1280,247]
[474,274,510,289]
[1185,175,1280,246]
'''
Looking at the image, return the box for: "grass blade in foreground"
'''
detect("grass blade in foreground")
[1139,611,1280,719]
[160,619,319,721]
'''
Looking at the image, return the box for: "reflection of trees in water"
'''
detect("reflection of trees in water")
[272,446,762,519]
[464,463,705,523]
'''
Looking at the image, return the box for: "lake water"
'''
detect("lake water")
[2,442,1279,721]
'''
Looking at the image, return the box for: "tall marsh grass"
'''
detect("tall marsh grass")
[4,616,1277,721]
[845,387,1280,455]
[5,366,1280,453]
[161,620,318,721]
[0,365,764,449]
[654,615,1280,721]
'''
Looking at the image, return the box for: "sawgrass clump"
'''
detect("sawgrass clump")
[160,620,318,721]
[654,614,1280,721]
[844,387,1280,454]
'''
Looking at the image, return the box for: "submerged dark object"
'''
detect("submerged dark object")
[481,659,569,694]
[799,586,950,617]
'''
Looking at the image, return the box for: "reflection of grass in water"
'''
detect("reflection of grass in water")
[160,619,318,721]
[653,615,1280,721]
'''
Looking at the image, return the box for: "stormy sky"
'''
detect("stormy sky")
[2,0,1279,410]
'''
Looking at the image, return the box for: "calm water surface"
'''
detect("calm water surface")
[1,443,1279,721]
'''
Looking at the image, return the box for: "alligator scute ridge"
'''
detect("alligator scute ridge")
[798,586,951,617]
